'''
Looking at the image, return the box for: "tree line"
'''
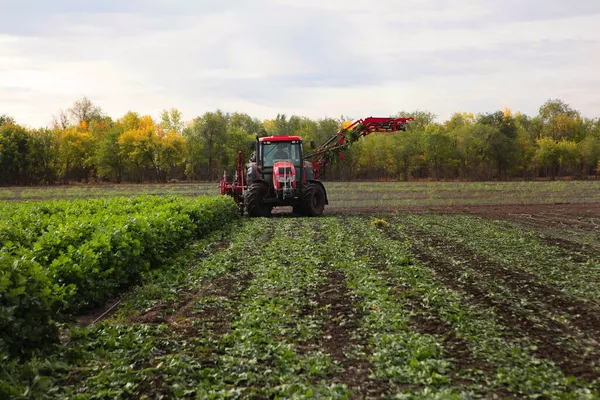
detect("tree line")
[1,97,599,186]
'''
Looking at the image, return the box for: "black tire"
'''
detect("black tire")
[301,183,325,216]
[245,182,272,217]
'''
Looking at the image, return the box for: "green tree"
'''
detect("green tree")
[476,110,519,179]
[389,129,423,181]
[533,138,578,180]
[183,110,228,180]
[578,134,600,177]
[160,108,184,134]
[96,125,126,182]
[539,99,580,140]
[396,109,437,131]
[28,128,60,184]
[0,122,31,184]
[0,114,16,126]
[424,125,454,180]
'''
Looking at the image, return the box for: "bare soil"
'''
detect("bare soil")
[325,202,600,219]
[312,269,390,398]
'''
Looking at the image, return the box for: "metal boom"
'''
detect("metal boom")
[304,116,414,179]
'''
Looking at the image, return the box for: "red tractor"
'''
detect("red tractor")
[219,116,414,217]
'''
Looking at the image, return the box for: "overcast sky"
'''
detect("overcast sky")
[1,0,599,128]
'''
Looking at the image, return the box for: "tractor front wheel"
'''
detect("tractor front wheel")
[301,183,325,216]
[246,182,272,217]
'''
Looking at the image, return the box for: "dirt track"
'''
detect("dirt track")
[324,202,600,220]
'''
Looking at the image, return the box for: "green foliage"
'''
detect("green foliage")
[0,122,32,185]
[424,125,455,180]
[534,138,579,179]
[539,99,580,140]
[0,254,63,358]
[0,195,238,357]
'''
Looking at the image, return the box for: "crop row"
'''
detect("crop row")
[396,213,600,303]
[0,195,238,358]
[338,216,598,397]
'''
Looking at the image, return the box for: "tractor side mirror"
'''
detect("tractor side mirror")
[310,140,316,149]
[250,141,256,151]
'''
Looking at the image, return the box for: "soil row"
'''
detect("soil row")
[386,222,600,383]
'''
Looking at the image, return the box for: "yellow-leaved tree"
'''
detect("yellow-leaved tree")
[118,114,185,182]
[57,124,95,182]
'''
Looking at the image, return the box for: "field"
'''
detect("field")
[1,181,600,399]
[2,180,600,208]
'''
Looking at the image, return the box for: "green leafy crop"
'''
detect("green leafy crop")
[0,195,238,358]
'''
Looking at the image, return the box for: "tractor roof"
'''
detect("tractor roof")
[259,135,302,143]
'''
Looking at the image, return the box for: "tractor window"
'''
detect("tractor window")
[262,142,301,167]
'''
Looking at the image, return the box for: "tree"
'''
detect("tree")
[52,110,70,129]
[539,99,580,140]
[0,114,16,126]
[182,110,232,180]
[58,126,95,182]
[229,112,264,137]
[0,122,31,184]
[96,125,126,183]
[118,115,162,182]
[389,129,423,181]
[160,108,184,134]
[28,128,60,184]
[68,97,105,125]
[476,110,519,179]
[424,125,454,180]
[396,110,437,131]
[158,130,186,181]
[533,138,578,180]
[578,135,600,177]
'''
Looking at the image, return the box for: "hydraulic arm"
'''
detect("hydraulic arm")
[304,117,414,179]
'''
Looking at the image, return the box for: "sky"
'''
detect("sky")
[1,0,599,128]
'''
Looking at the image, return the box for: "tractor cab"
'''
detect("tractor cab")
[252,136,303,198]
[258,137,303,169]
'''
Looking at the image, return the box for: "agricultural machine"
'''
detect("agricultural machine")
[219,116,414,217]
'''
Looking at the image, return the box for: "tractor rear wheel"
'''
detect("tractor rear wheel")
[246,182,272,217]
[301,183,325,216]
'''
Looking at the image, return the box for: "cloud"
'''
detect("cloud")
[1,0,599,127]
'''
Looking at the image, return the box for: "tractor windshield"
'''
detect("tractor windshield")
[262,142,301,167]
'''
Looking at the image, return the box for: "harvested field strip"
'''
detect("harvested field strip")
[109,218,246,323]
[341,216,598,397]
[397,213,600,303]
[387,221,600,383]
[75,220,241,328]
[187,218,349,398]
[51,218,274,398]
[501,211,600,234]
[320,217,474,398]
[469,210,600,261]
